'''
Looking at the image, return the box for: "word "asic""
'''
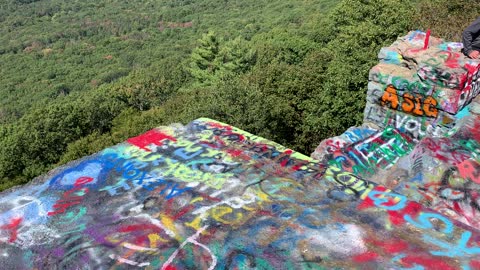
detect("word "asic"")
[381,85,438,118]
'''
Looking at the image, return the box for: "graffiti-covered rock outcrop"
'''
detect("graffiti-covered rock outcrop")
[313,31,480,234]
[2,31,480,269]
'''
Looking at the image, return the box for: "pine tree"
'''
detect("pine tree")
[189,31,221,86]
[218,37,256,75]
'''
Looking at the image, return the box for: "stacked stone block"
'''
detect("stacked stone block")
[364,30,480,140]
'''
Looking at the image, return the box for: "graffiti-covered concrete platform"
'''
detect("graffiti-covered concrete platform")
[2,31,480,269]
[1,118,480,269]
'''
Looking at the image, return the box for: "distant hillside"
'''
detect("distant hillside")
[0,0,336,121]
[0,0,479,191]
[0,0,336,189]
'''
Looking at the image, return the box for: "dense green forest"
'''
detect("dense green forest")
[0,0,479,190]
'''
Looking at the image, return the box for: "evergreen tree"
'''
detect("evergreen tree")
[218,37,256,76]
[189,31,221,86]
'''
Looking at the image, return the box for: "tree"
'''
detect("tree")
[302,0,414,152]
[189,31,221,86]
[217,37,256,76]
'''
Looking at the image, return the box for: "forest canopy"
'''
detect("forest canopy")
[0,0,479,190]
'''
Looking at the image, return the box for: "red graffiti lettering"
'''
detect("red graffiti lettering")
[127,129,177,151]
[205,121,246,141]
[48,200,82,216]
[443,51,461,69]
[387,201,422,226]
[353,251,378,263]
[358,186,422,226]
[457,159,480,184]
[48,177,92,216]
[470,259,480,268]
[74,176,94,186]
[0,218,22,243]
[368,238,409,253]
[400,254,456,270]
